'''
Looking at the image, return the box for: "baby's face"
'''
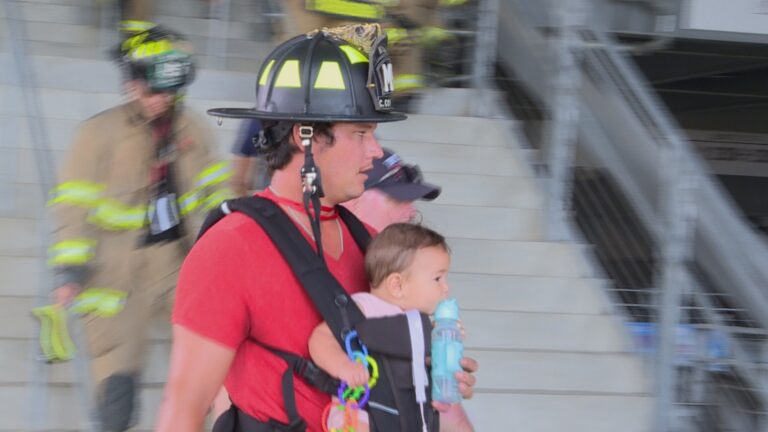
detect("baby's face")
[400,246,451,314]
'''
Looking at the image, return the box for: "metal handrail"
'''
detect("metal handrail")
[499,0,768,428]
[1,2,95,430]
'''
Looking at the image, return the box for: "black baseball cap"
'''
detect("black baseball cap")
[364,149,441,201]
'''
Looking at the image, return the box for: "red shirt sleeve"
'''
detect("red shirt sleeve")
[172,214,252,349]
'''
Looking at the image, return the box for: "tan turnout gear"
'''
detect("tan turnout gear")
[48,100,231,426]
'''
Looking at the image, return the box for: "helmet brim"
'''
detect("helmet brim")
[207,107,407,123]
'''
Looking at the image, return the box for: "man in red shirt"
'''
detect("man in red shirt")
[156,25,476,432]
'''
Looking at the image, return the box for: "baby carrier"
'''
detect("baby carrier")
[199,196,439,432]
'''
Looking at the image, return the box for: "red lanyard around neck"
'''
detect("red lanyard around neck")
[266,189,338,220]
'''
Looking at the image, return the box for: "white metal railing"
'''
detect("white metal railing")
[499,0,768,430]
[1,1,96,430]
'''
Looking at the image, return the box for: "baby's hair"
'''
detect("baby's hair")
[365,223,449,288]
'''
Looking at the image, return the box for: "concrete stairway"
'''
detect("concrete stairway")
[377,109,654,431]
[1,1,654,431]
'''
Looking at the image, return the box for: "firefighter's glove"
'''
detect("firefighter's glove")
[32,304,76,363]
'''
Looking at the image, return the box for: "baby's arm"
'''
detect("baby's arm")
[309,322,370,388]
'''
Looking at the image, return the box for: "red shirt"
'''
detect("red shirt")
[172,191,370,430]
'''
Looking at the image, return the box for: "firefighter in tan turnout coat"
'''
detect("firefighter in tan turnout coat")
[47,25,231,431]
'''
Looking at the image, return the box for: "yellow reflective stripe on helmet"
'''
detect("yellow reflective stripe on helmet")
[202,188,234,212]
[48,238,97,266]
[48,180,105,207]
[314,61,346,90]
[88,199,147,230]
[386,28,410,46]
[259,59,276,86]
[339,45,368,65]
[394,74,425,91]
[130,39,173,59]
[307,0,384,20]
[274,60,302,88]
[196,161,232,189]
[178,190,200,216]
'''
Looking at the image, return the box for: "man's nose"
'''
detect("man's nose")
[368,134,384,159]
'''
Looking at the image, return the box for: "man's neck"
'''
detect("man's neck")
[270,159,337,208]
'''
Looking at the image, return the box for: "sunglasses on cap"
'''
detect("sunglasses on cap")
[369,163,424,189]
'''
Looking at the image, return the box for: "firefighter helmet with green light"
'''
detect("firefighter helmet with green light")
[112,24,196,92]
[208,24,406,123]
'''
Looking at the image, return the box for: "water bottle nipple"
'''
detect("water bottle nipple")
[435,298,459,321]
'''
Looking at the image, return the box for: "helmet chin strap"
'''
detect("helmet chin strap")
[299,124,327,263]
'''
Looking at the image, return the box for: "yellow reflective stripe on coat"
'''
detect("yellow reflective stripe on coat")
[48,238,97,266]
[196,161,231,189]
[386,28,410,46]
[70,288,127,318]
[48,180,105,207]
[178,190,200,216]
[88,199,147,230]
[305,0,384,20]
[202,188,234,212]
[394,74,425,91]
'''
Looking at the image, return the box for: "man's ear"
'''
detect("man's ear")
[383,272,405,298]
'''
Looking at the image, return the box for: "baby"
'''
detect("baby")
[309,222,453,432]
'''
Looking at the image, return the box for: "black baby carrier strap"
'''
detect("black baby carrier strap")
[201,196,436,432]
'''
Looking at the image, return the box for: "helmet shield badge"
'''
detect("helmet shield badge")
[368,35,395,112]
[145,51,194,91]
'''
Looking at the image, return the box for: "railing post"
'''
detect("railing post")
[470,0,499,117]
[655,140,698,431]
[545,0,584,241]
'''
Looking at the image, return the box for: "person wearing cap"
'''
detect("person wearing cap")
[156,24,476,432]
[47,25,231,431]
[229,119,270,196]
[344,148,440,231]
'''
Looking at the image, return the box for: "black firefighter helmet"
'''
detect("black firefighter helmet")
[208,24,406,123]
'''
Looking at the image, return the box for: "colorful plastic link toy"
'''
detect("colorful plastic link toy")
[322,330,380,432]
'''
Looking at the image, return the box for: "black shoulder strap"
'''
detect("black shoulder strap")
[336,204,371,253]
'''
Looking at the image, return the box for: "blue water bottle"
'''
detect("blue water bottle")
[431,298,464,403]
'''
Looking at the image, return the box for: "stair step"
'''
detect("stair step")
[377,114,518,147]
[0,339,170,385]
[449,238,591,278]
[0,297,172,340]
[0,217,42,257]
[0,256,46,296]
[426,173,543,208]
[463,310,630,352]
[419,203,543,241]
[10,1,94,25]
[464,392,652,432]
[450,273,611,314]
[23,21,98,45]
[0,383,164,430]
[468,349,650,394]
[380,140,531,177]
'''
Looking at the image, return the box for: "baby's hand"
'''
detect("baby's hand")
[339,361,370,388]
